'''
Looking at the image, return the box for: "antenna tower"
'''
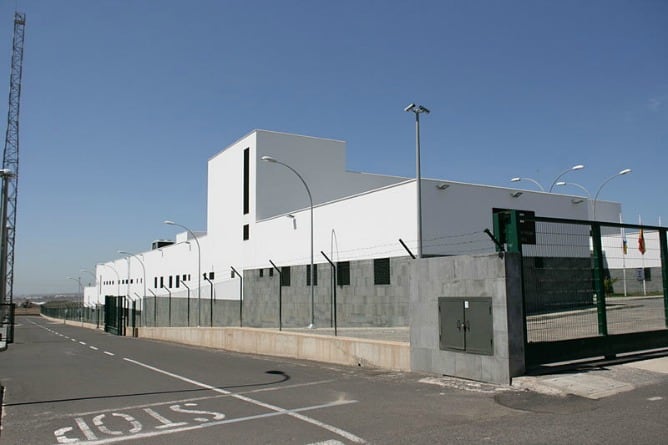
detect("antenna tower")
[1,11,26,306]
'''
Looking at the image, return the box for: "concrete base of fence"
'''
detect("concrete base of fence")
[138,326,410,371]
[42,315,100,330]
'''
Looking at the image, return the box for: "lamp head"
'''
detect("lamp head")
[163,220,175,225]
[511,177,521,182]
[572,164,584,171]
[404,103,429,114]
[261,155,277,163]
[619,168,632,175]
[556,181,566,186]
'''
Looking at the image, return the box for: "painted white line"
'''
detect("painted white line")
[71,339,77,342]
[89,346,99,351]
[103,351,114,356]
[123,358,366,444]
[71,379,336,417]
[648,396,663,401]
[75,418,98,440]
[79,341,87,345]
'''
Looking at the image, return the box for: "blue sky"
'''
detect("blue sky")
[1,0,666,295]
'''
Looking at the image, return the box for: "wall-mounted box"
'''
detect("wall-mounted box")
[438,297,493,355]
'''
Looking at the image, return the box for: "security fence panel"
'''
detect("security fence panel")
[495,210,668,367]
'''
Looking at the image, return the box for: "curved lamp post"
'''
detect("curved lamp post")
[118,250,147,325]
[511,177,545,192]
[164,220,201,327]
[593,168,632,220]
[555,181,591,198]
[261,155,315,328]
[404,103,430,258]
[549,164,584,192]
[66,276,83,324]
[100,263,120,296]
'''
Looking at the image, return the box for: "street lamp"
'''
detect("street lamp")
[404,103,430,258]
[118,250,147,325]
[555,181,591,198]
[66,276,83,324]
[164,220,201,327]
[593,168,632,220]
[548,164,584,192]
[261,155,315,328]
[100,263,120,296]
[510,177,545,192]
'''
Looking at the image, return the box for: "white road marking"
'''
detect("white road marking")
[75,418,98,440]
[90,346,99,351]
[648,396,663,401]
[123,358,366,444]
[71,379,337,417]
[103,351,114,356]
[307,441,345,445]
[143,408,187,429]
[55,400,358,445]
[79,341,87,345]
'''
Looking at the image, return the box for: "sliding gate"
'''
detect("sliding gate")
[104,295,125,336]
[495,210,668,367]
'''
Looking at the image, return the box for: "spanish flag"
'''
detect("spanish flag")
[638,229,646,255]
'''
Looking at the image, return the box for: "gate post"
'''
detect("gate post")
[660,228,668,328]
[591,223,608,336]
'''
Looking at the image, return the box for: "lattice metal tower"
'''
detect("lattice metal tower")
[1,12,26,305]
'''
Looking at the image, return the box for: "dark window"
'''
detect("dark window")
[306,264,318,286]
[243,147,250,215]
[176,275,180,288]
[209,272,215,280]
[168,276,173,288]
[243,224,249,240]
[374,258,391,285]
[337,261,351,286]
[160,276,164,288]
[259,268,264,278]
[231,270,235,279]
[269,268,274,277]
[130,279,134,284]
[281,266,291,286]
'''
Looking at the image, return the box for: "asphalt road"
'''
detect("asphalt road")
[1,316,667,444]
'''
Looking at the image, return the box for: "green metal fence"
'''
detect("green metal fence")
[495,210,668,366]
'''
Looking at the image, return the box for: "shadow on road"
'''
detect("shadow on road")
[2,370,290,407]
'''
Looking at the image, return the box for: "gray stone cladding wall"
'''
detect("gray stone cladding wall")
[410,253,525,384]
[241,257,412,328]
[608,267,663,295]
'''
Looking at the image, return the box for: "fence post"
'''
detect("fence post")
[660,228,668,328]
[269,260,282,331]
[591,223,608,336]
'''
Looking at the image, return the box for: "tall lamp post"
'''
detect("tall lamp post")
[593,168,632,220]
[510,177,545,192]
[548,164,584,192]
[164,220,201,327]
[66,276,83,324]
[118,251,147,326]
[404,103,430,258]
[261,155,315,328]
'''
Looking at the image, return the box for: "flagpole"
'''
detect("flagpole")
[639,215,646,296]
[620,213,627,296]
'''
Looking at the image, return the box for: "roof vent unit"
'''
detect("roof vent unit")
[152,240,174,250]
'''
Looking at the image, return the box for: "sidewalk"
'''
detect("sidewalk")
[513,352,668,399]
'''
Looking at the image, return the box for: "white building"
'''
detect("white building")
[84,130,622,307]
